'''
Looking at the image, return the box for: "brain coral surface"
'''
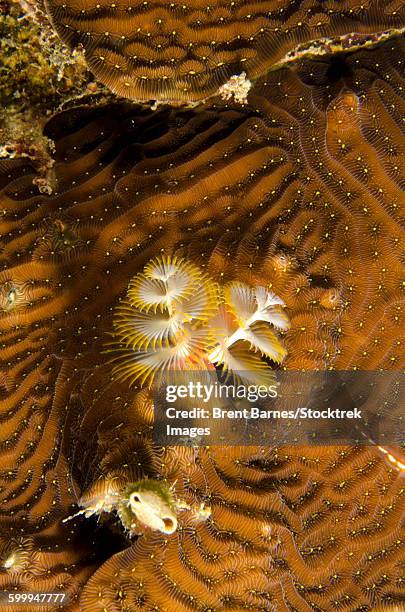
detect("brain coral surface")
[44,0,405,101]
[0,19,404,612]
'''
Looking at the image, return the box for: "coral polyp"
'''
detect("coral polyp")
[0,536,35,573]
[109,256,290,386]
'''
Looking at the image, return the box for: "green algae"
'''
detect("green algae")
[0,0,100,190]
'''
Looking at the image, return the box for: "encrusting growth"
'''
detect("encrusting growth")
[0,0,97,194]
[218,72,252,105]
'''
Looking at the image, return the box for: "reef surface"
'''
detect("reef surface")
[0,2,404,611]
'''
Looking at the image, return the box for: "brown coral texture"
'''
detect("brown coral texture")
[44,0,405,101]
[0,22,404,612]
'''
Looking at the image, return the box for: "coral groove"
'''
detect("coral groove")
[43,0,405,102]
[0,35,403,610]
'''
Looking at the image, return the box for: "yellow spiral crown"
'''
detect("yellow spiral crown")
[109,256,290,387]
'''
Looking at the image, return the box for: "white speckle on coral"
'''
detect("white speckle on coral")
[218,72,252,105]
[3,552,17,569]
[192,502,212,522]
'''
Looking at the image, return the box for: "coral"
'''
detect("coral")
[80,445,405,611]
[109,255,289,386]
[43,0,405,102]
[0,31,404,612]
[0,0,106,193]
